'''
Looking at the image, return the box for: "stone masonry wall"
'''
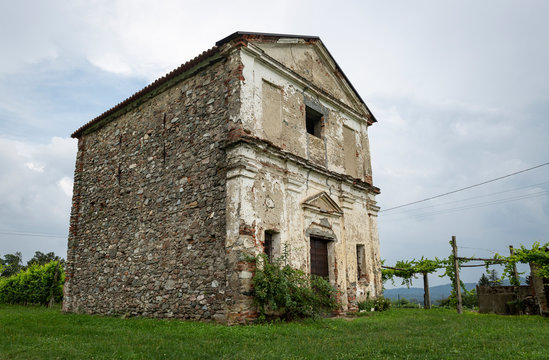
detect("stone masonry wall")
[63,51,242,322]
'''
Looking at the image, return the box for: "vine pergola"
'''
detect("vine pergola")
[382,237,549,313]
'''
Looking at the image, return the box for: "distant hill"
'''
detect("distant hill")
[384,283,476,304]
[383,278,525,304]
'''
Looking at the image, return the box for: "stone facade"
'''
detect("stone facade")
[64,32,382,323]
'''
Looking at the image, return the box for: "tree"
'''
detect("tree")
[477,270,500,287]
[487,269,500,286]
[478,273,490,286]
[0,252,23,277]
[26,251,63,267]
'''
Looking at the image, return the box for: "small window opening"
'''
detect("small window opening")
[306,106,323,138]
[356,244,366,279]
[264,231,274,262]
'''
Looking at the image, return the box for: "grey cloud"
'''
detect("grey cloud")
[0,137,76,261]
[369,94,549,286]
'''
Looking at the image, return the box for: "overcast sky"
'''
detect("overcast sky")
[1,1,547,287]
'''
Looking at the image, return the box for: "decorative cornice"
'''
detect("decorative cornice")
[302,191,343,216]
[223,135,381,195]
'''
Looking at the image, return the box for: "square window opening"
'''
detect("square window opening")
[306,106,323,138]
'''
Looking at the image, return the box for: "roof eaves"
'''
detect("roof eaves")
[71,45,220,138]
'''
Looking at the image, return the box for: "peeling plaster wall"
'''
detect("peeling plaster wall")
[238,48,374,185]
[230,43,382,307]
[254,42,357,109]
[225,141,382,311]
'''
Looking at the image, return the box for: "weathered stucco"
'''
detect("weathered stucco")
[226,38,382,310]
[254,41,358,110]
[64,33,382,324]
[224,139,382,309]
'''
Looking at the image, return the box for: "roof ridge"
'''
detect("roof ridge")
[216,31,320,46]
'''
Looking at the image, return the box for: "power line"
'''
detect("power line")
[382,180,549,217]
[0,231,66,239]
[381,161,549,212]
[383,190,548,221]
[380,190,548,223]
[458,246,497,253]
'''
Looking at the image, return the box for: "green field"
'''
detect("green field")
[0,305,547,359]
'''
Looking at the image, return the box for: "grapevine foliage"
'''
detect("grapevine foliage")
[383,242,548,293]
[382,257,444,287]
[494,241,549,284]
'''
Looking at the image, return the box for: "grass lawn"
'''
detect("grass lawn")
[0,305,547,359]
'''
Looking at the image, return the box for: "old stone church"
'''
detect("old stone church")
[63,32,382,323]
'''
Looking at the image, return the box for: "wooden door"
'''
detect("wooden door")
[310,236,329,278]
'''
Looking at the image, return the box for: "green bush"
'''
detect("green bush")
[437,288,478,309]
[0,260,64,305]
[252,254,338,321]
[391,297,421,308]
[358,297,391,312]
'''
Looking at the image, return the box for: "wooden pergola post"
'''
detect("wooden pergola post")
[452,236,463,314]
[423,272,431,309]
[509,245,519,284]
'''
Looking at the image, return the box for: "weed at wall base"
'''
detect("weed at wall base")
[251,254,338,321]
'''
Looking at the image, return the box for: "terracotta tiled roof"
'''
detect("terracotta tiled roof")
[71,46,220,138]
[215,31,320,46]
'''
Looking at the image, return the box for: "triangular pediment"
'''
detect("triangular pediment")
[302,192,343,215]
[253,41,372,120]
